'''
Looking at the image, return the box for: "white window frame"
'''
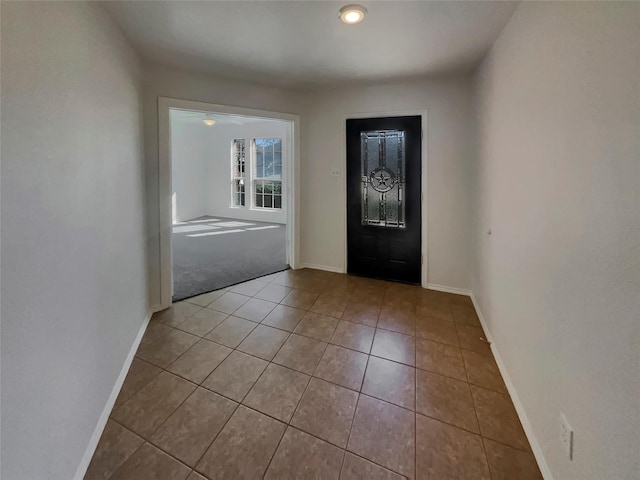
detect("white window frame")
[231,138,246,208]
[252,137,283,210]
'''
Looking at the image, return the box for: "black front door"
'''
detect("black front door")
[346,116,422,284]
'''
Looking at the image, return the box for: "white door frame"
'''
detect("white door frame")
[342,110,428,288]
[158,97,301,309]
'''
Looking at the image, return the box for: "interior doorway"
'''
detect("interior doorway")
[158,99,300,308]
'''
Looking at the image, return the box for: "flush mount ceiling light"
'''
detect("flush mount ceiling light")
[339,4,367,24]
[202,114,216,126]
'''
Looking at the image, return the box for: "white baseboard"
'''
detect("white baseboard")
[150,303,165,314]
[469,293,553,480]
[425,283,472,296]
[73,311,152,480]
[298,263,345,274]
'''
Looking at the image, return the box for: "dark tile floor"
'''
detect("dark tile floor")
[85,269,543,479]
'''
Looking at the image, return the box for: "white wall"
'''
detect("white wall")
[143,64,307,307]
[302,78,474,288]
[170,118,210,221]
[471,2,640,479]
[171,117,288,224]
[1,2,148,479]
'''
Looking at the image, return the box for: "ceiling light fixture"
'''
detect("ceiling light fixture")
[202,114,216,126]
[339,4,367,24]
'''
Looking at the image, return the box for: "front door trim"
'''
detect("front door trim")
[342,110,428,288]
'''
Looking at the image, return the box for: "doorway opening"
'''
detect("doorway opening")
[158,99,300,308]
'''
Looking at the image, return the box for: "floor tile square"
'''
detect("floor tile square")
[347,395,415,478]
[208,292,251,314]
[451,304,481,327]
[110,443,191,480]
[350,284,386,305]
[136,328,199,368]
[205,315,257,348]
[456,324,491,355]
[243,363,310,422]
[167,339,232,384]
[377,306,416,336]
[233,297,278,322]
[260,271,286,283]
[471,386,530,451]
[202,350,268,402]
[85,420,143,480]
[416,369,478,433]
[185,289,226,307]
[150,388,237,466]
[254,283,292,303]
[139,322,174,351]
[112,372,196,438]
[382,290,416,311]
[314,344,368,391]
[462,349,506,393]
[292,276,329,294]
[371,329,415,366]
[416,315,459,346]
[416,300,452,322]
[273,333,327,374]
[330,321,375,353]
[448,293,474,307]
[341,453,404,479]
[416,414,490,480]
[265,427,344,479]
[294,311,339,341]
[176,308,228,337]
[271,270,296,287]
[291,377,358,447]
[114,358,162,409]
[322,277,358,299]
[417,289,452,304]
[415,338,466,381]
[341,302,380,327]
[262,304,306,331]
[237,324,289,360]
[197,406,286,480]
[362,356,415,410]
[310,293,348,318]
[152,302,202,327]
[483,438,543,480]
[281,289,319,309]
[230,279,269,296]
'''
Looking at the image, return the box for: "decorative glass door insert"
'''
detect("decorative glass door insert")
[360,130,406,228]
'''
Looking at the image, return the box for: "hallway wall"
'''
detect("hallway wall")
[302,78,475,289]
[1,2,148,479]
[471,2,640,478]
[144,70,476,306]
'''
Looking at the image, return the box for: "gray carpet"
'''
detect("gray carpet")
[172,216,288,301]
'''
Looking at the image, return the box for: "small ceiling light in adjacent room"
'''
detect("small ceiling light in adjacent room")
[339,4,367,24]
[202,114,216,126]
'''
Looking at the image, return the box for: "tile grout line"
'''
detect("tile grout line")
[145,309,512,406]
[119,275,527,479]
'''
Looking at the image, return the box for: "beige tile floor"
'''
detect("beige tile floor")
[85,269,543,480]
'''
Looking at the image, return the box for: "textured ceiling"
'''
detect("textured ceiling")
[104,1,517,90]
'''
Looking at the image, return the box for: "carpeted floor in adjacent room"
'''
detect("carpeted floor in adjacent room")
[172,216,288,301]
